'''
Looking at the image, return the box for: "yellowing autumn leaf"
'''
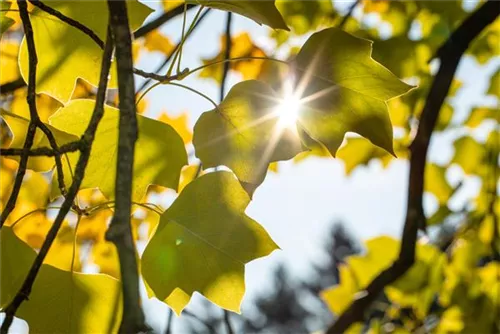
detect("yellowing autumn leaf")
[0,1,15,36]
[199,32,267,83]
[0,226,122,333]
[142,171,278,314]
[425,163,453,205]
[294,28,414,157]
[322,236,445,319]
[158,111,193,144]
[187,0,289,30]
[19,0,152,103]
[1,109,78,172]
[193,80,304,193]
[0,40,19,85]
[49,100,188,201]
[337,136,396,175]
[143,30,175,55]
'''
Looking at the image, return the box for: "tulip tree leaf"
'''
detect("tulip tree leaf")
[0,227,122,333]
[187,0,289,30]
[193,80,304,193]
[294,28,414,156]
[487,68,499,96]
[0,1,14,36]
[19,0,152,103]
[425,163,453,205]
[464,107,498,128]
[1,110,78,172]
[49,99,187,201]
[321,236,445,318]
[142,171,278,315]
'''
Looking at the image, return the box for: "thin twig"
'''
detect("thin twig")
[134,3,197,38]
[164,309,173,334]
[0,140,82,157]
[0,0,39,227]
[220,12,232,102]
[223,310,234,334]
[105,1,146,333]
[28,0,185,83]
[28,0,104,47]
[327,2,500,332]
[0,25,114,334]
[136,8,211,95]
[338,0,360,29]
[0,78,26,95]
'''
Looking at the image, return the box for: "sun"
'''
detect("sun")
[275,80,301,130]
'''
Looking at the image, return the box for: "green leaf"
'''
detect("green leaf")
[18,0,152,103]
[322,236,445,319]
[451,136,485,175]
[193,80,304,193]
[141,171,278,315]
[294,28,414,156]
[464,107,497,128]
[187,0,289,30]
[487,68,499,96]
[275,0,334,35]
[1,109,78,172]
[49,99,187,200]
[0,1,14,36]
[0,226,122,333]
[425,163,453,205]
[336,136,396,175]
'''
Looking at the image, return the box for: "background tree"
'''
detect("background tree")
[0,0,498,333]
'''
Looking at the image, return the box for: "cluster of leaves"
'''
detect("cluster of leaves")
[0,0,498,333]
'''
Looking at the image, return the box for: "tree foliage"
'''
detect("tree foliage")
[0,0,498,333]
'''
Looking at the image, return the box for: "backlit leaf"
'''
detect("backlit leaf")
[294,28,414,156]
[487,68,499,97]
[451,136,485,175]
[49,99,187,200]
[0,1,15,36]
[464,107,497,128]
[425,163,453,205]
[199,32,267,84]
[18,0,152,103]
[187,0,289,30]
[0,226,122,333]
[1,109,78,172]
[193,80,304,193]
[142,171,278,314]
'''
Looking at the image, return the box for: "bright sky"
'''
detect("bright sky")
[4,1,499,332]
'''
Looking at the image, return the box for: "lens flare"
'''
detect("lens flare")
[275,80,301,130]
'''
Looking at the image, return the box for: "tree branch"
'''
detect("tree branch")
[136,8,211,94]
[220,12,232,102]
[338,0,360,29]
[27,0,188,84]
[0,140,82,157]
[104,1,146,333]
[0,78,26,95]
[0,26,114,334]
[134,3,197,38]
[326,2,500,332]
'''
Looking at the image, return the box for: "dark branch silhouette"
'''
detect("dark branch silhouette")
[327,1,500,332]
[105,1,146,333]
[0,22,115,334]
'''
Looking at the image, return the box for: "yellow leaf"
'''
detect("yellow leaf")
[144,30,175,55]
[18,0,152,103]
[158,110,193,144]
[142,171,279,314]
[0,39,20,85]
